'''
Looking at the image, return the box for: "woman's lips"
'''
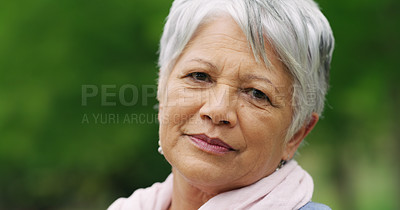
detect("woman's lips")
[188,134,235,155]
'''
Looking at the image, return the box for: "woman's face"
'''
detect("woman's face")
[159,16,295,193]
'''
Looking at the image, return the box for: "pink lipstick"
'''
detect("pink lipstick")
[188,134,234,155]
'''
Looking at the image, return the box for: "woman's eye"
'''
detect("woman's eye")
[246,88,271,103]
[187,72,211,82]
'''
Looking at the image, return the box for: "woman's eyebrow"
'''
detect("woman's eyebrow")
[243,74,280,93]
[189,58,218,71]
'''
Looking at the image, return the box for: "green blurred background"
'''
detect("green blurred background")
[0,0,399,209]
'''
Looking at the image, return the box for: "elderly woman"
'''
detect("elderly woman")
[109,0,334,209]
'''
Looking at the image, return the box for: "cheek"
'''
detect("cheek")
[163,82,203,108]
[238,108,287,154]
[158,89,201,141]
[239,108,280,136]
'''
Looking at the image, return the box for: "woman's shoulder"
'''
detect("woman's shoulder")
[299,202,331,210]
[108,174,173,210]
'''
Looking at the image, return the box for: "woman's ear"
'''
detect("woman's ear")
[283,113,319,160]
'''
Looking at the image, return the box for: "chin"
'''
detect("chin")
[171,155,248,194]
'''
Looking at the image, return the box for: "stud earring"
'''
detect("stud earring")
[276,159,287,171]
[158,140,163,155]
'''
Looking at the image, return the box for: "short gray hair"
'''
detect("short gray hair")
[157,0,334,141]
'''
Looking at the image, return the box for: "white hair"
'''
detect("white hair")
[157,0,334,141]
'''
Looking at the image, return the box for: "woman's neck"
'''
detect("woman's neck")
[169,168,217,210]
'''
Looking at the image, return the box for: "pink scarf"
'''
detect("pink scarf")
[108,160,313,210]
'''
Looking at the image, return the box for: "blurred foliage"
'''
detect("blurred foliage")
[0,0,399,209]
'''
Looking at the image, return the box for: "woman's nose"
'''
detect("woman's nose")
[199,85,237,127]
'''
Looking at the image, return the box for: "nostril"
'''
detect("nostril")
[202,115,213,121]
[202,114,230,125]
